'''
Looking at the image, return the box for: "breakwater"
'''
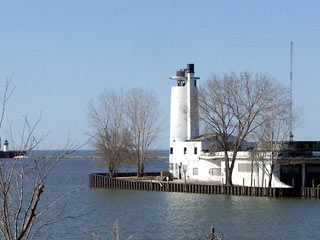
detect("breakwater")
[89,173,320,198]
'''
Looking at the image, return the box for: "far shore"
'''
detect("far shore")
[42,155,168,160]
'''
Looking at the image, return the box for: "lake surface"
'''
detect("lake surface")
[37,151,320,239]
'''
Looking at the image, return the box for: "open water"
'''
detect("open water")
[36,151,320,239]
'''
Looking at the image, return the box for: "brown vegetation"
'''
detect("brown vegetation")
[199,72,290,186]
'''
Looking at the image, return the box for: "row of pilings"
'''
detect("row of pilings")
[89,173,320,198]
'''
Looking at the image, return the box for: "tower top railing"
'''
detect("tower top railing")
[169,63,199,83]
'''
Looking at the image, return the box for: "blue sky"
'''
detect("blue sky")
[1,1,320,149]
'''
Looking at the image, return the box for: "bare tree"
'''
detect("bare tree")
[255,86,292,187]
[88,90,132,177]
[248,148,257,187]
[207,225,224,240]
[88,88,162,178]
[92,220,135,240]
[0,80,81,239]
[199,72,285,186]
[125,89,162,177]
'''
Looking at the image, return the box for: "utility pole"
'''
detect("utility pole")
[289,41,294,142]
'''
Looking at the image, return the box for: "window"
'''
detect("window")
[194,80,197,87]
[238,163,251,173]
[298,143,305,149]
[193,168,198,175]
[194,147,197,154]
[209,168,221,176]
[184,147,187,154]
[169,163,173,170]
[307,166,320,173]
[170,147,173,154]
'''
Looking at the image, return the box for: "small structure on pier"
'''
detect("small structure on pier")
[0,139,26,158]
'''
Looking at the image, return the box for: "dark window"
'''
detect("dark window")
[184,147,187,154]
[169,163,173,170]
[170,147,173,154]
[194,147,197,154]
[194,80,197,87]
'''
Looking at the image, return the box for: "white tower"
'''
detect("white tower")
[170,64,200,143]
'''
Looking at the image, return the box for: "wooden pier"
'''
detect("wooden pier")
[89,173,320,198]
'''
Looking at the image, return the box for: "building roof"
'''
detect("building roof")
[187,132,240,143]
[187,133,217,142]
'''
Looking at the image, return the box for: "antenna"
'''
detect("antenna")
[289,42,294,142]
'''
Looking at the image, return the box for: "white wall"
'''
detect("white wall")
[220,152,291,188]
[170,86,187,143]
[186,72,199,140]
[188,159,221,182]
[169,141,202,179]
[170,147,291,188]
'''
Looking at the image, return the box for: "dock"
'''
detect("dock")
[89,173,320,198]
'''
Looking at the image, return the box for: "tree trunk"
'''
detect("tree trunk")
[136,157,141,178]
[228,168,233,186]
[225,153,233,186]
[268,164,274,188]
[136,148,141,177]
[137,159,141,177]
[109,170,114,178]
[227,151,237,186]
[250,158,254,187]
[225,154,229,185]
[108,160,116,178]
[140,163,144,177]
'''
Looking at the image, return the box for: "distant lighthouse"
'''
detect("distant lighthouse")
[3,140,9,152]
[169,63,200,143]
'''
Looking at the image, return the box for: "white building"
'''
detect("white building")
[168,64,291,188]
